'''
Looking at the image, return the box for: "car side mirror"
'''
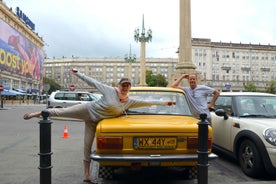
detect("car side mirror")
[215,109,229,120]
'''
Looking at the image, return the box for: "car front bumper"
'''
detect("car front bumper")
[91,152,218,162]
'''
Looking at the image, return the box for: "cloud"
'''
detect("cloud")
[3,0,276,58]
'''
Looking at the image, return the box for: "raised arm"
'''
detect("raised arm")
[171,74,189,89]
[128,99,176,109]
[70,68,113,94]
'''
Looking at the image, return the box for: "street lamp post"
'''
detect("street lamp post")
[124,44,136,85]
[134,15,152,86]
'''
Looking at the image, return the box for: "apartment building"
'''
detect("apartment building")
[43,38,276,92]
[193,38,276,91]
[43,57,176,92]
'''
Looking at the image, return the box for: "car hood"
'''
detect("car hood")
[97,115,200,133]
[238,117,276,127]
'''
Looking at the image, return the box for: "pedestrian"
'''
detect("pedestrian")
[171,73,220,122]
[23,68,175,184]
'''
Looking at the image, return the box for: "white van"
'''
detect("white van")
[47,91,102,108]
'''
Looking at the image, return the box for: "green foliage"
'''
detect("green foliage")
[43,77,61,94]
[146,70,168,87]
[244,82,257,92]
[265,80,276,94]
[146,70,155,86]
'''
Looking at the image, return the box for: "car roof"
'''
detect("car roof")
[130,87,185,93]
[53,90,91,93]
[219,92,276,97]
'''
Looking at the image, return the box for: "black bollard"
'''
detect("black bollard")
[197,113,210,184]
[0,94,3,108]
[38,110,52,184]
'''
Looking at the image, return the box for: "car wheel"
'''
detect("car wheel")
[238,139,264,177]
[98,166,114,179]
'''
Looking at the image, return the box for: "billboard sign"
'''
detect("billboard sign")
[16,7,35,31]
[0,19,43,80]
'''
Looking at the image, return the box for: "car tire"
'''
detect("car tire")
[238,139,265,177]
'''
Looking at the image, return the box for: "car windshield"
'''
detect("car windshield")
[235,95,276,117]
[127,90,192,116]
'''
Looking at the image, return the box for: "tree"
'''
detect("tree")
[146,70,168,87]
[155,73,168,87]
[146,70,155,86]
[244,82,257,92]
[43,77,61,94]
[266,80,276,94]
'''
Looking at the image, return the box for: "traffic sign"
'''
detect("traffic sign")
[69,84,75,91]
[43,84,50,92]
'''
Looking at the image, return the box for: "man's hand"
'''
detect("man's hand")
[167,101,176,106]
[208,104,215,111]
[181,74,189,79]
[70,68,78,74]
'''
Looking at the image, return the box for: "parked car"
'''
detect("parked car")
[211,92,276,178]
[47,90,102,108]
[91,87,217,179]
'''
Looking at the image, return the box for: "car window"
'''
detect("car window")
[54,92,64,100]
[214,96,233,115]
[79,93,91,101]
[237,98,255,116]
[235,96,276,116]
[128,90,192,115]
[64,93,76,100]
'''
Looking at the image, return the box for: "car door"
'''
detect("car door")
[212,96,234,151]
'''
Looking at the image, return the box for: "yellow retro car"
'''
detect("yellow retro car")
[91,87,216,179]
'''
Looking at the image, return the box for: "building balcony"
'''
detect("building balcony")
[241,67,251,71]
[221,66,231,70]
[261,67,270,72]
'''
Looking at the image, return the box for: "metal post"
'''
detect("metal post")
[0,93,3,108]
[197,113,210,184]
[134,15,152,87]
[38,110,52,184]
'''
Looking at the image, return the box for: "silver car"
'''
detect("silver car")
[211,92,276,178]
[47,91,102,108]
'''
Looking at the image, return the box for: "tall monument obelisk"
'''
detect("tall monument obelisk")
[171,0,202,86]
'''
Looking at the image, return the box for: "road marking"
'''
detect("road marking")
[0,136,31,153]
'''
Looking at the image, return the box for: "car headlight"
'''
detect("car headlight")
[263,128,276,146]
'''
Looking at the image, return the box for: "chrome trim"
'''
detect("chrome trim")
[91,152,218,162]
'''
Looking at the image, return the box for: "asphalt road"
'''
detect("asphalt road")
[0,104,275,184]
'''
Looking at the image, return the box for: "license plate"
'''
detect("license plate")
[133,137,177,149]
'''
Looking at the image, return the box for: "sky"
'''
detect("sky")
[3,0,276,59]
